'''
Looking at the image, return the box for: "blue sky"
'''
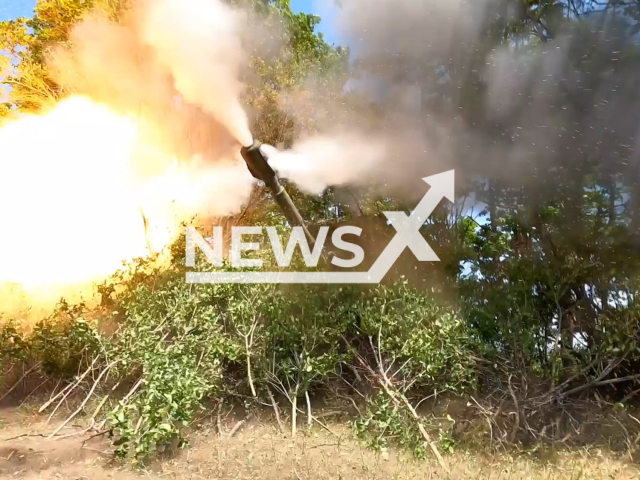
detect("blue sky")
[1,0,341,45]
[0,0,341,102]
[0,0,37,21]
[290,0,341,46]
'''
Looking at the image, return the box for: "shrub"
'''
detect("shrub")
[1,239,476,460]
[343,281,476,394]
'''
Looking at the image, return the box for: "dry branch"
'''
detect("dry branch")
[0,362,42,402]
[237,317,259,398]
[48,363,115,438]
[228,419,245,437]
[305,391,313,427]
[267,387,285,435]
[42,358,102,424]
[291,391,298,438]
[560,372,640,399]
[122,377,144,405]
[347,338,450,474]
[507,375,520,443]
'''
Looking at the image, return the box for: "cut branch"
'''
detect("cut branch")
[305,390,312,427]
[0,362,41,402]
[40,358,98,414]
[349,338,450,474]
[291,389,298,438]
[48,363,115,438]
[267,387,285,435]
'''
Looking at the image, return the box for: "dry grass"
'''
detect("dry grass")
[155,421,639,480]
[1,407,639,480]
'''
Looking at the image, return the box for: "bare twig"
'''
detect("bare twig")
[41,358,100,421]
[267,387,285,435]
[545,356,604,398]
[620,388,640,405]
[305,391,313,427]
[561,373,640,398]
[349,337,450,474]
[334,390,362,416]
[19,378,50,407]
[414,390,441,410]
[344,363,362,383]
[292,404,339,438]
[89,380,121,425]
[217,401,224,435]
[122,377,144,405]
[1,433,47,442]
[0,363,42,402]
[338,375,366,399]
[291,388,298,438]
[228,419,245,437]
[507,375,520,443]
[237,316,259,398]
[48,364,115,438]
[81,446,112,456]
[80,429,109,448]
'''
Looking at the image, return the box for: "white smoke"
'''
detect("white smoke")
[260,136,386,195]
[139,0,253,146]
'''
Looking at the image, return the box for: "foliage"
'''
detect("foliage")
[88,240,471,458]
[1,238,474,460]
[345,281,476,394]
[1,302,101,377]
[3,0,640,462]
[0,0,347,123]
[0,320,29,364]
[354,391,456,458]
[104,271,239,458]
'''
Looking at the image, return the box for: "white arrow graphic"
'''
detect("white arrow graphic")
[186,170,455,284]
[361,170,454,283]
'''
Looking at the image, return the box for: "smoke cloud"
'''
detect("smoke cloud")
[0,0,261,318]
[257,0,496,199]
[3,0,640,318]
[139,0,253,146]
[267,0,640,205]
[261,136,386,195]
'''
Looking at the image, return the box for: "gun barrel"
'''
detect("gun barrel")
[240,141,316,248]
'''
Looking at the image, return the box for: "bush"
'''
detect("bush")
[343,281,476,394]
[1,238,476,460]
[1,301,101,377]
[354,391,457,458]
[105,273,240,458]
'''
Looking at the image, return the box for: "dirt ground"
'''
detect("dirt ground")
[1,406,639,480]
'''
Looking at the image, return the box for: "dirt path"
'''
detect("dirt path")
[1,407,639,480]
[0,408,139,480]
